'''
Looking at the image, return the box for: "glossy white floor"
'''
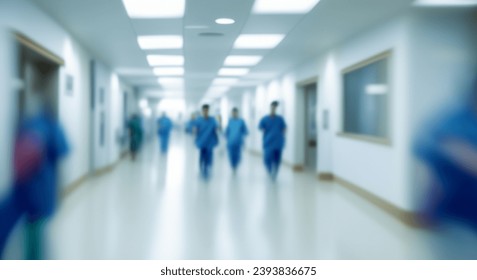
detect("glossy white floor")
[48,132,477,260]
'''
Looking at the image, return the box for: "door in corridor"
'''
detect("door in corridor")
[304,83,317,170]
[16,35,61,122]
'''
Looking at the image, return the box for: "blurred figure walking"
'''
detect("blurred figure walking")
[193,104,219,179]
[414,89,477,229]
[157,113,173,154]
[259,101,287,180]
[0,105,69,259]
[127,114,143,161]
[414,83,477,258]
[225,108,248,173]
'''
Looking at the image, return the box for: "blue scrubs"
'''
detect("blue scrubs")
[1,111,69,259]
[194,117,219,178]
[157,116,173,153]
[225,118,248,170]
[128,116,143,154]
[259,115,286,178]
[414,103,477,230]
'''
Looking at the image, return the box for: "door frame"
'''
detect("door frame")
[295,76,318,172]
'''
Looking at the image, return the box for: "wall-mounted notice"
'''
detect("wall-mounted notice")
[66,74,74,96]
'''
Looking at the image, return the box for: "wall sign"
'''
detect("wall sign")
[66,74,74,96]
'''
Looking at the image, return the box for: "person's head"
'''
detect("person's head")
[232,107,239,118]
[270,101,279,115]
[161,112,167,118]
[202,104,210,117]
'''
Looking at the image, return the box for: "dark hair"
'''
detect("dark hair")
[232,107,238,112]
[202,104,210,110]
[271,101,279,107]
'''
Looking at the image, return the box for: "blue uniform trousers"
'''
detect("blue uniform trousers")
[199,148,213,178]
[159,133,170,153]
[227,145,242,170]
[264,148,282,178]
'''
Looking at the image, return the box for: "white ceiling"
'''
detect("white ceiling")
[31,0,414,102]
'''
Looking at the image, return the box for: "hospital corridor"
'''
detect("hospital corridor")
[1,0,477,260]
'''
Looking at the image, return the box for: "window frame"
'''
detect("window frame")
[338,50,393,146]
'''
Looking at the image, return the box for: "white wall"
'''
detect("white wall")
[91,61,111,170]
[92,62,131,169]
[240,90,254,149]
[219,97,233,129]
[58,37,91,187]
[109,73,126,162]
[110,75,132,161]
[329,16,411,210]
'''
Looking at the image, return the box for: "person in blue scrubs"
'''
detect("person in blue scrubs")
[259,101,287,180]
[413,84,477,258]
[157,113,173,154]
[1,108,69,259]
[194,104,219,179]
[225,108,248,173]
[414,91,477,232]
[127,114,143,161]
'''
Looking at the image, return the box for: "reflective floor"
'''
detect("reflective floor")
[47,132,476,259]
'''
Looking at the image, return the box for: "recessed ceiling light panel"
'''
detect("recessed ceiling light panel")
[147,55,184,66]
[122,0,185,18]
[224,56,263,66]
[253,0,321,14]
[158,77,184,85]
[233,34,285,49]
[218,68,250,76]
[215,18,235,25]
[115,68,153,76]
[138,35,183,49]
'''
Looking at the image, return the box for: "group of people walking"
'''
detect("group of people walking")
[157,101,286,180]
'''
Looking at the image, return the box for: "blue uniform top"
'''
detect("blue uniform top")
[259,115,286,150]
[414,103,477,229]
[157,116,173,136]
[194,117,219,149]
[14,111,69,221]
[225,118,248,147]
